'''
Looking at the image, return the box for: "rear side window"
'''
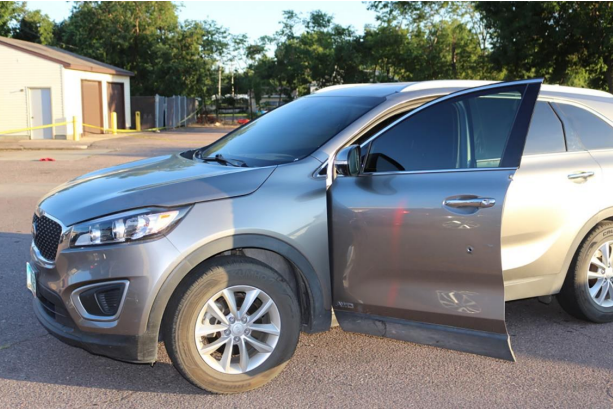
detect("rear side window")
[523,102,566,155]
[365,89,524,173]
[552,102,613,151]
[468,94,521,166]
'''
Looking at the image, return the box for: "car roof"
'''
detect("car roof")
[315,80,613,100]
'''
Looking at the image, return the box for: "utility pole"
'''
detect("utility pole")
[230,63,235,97]
[218,64,222,98]
[230,64,235,123]
[217,64,222,122]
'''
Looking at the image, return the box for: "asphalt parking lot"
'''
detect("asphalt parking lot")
[1,128,612,408]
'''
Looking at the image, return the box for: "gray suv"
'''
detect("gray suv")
[27,79,613,393]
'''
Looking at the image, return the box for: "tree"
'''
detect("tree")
[56,1,180,95]
[477,2,613,92]
[12,9,54,44]
[366,1,494,81]
[0,1,24,37]
[565,3,613,92]
[267,10,367,98]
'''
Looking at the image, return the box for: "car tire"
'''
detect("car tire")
[162,255,301,393]
[558,221,613,323]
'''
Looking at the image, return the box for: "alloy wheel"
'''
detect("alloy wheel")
[194,285,281,374]
[587,241,613,308]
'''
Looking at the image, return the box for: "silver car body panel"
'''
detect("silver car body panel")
[503,91,613,301]
[31,79,613,364]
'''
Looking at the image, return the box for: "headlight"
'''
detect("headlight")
[69,207,190,247]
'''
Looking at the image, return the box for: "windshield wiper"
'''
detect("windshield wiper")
[198,153,248,167]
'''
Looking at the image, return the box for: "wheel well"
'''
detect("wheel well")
[176,248,313,330]
[564,217,613,280]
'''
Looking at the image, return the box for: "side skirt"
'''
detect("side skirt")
[335,311,516,362]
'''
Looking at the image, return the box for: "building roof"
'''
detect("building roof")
[0,36,134,77]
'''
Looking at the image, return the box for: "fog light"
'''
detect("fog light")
[72,281,128,321]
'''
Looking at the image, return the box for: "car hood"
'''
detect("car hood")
[38,154,276,226]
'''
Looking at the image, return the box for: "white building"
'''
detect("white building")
[0,36,133,140]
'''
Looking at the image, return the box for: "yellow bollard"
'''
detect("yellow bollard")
[111,112,117,135]
[72,116,79,141]
[135,111,141,131]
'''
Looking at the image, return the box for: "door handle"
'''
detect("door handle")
[444,198,496,208]
[568,171,594,180]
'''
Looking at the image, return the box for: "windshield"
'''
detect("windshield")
[198,96,384,167]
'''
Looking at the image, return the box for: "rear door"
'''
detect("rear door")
[329,79,542,361]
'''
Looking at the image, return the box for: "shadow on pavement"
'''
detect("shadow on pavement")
[1,231,613,395]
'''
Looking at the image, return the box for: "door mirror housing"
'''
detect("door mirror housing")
[334,145,361,177]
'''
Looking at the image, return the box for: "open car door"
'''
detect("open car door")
[328,79,542,361]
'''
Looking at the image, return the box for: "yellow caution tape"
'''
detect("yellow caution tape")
[0,106,208,137]
[83,105,204,135]
[0,121,70,135]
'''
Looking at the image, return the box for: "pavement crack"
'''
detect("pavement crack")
[0,333,50,351]
[92,391,137,406]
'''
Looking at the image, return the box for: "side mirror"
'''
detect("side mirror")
[334,145,361,177]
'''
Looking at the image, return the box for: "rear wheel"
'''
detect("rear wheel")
[558,222,613,322]
[162,256,301,393]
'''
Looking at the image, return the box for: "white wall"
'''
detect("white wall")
[63,69,132,139]
[0,45,64,138]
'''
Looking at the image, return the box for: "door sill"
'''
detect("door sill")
[335,311,515,361]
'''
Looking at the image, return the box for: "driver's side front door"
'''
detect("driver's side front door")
[329,79,542,360]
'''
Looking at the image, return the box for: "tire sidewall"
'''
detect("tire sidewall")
[171,259,300,393]
[575,225,613,319]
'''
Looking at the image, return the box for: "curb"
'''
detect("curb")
[0,144,90,151]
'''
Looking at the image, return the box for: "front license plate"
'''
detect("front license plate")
[26,262,37,297]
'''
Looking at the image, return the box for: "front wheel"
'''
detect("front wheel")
[558,221,613,323]
[162,256,301,393]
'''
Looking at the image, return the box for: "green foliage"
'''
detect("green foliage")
[12,9,54,44]
[5,0,613,103]
[477,1,613,92]
[55,1,180,95]
[365,1,494,81]
[0,1,24,37]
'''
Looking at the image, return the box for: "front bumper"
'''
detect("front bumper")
[33,296,158,363]
[29,234,182,363]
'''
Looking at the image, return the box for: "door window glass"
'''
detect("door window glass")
[552,102,613,151]
[365,89,523,172]
[523,102,566,155]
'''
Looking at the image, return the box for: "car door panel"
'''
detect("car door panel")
[329,79,542,361]
[330,169,514,333]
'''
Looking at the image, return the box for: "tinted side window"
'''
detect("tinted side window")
[468,94,521,166]
[365,90,523,172]
[523,102,566,155]
[552,103,613,150]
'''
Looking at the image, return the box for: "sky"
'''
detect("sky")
[26,1,379,40]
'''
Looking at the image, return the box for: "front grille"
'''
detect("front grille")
[33,213,62,261]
